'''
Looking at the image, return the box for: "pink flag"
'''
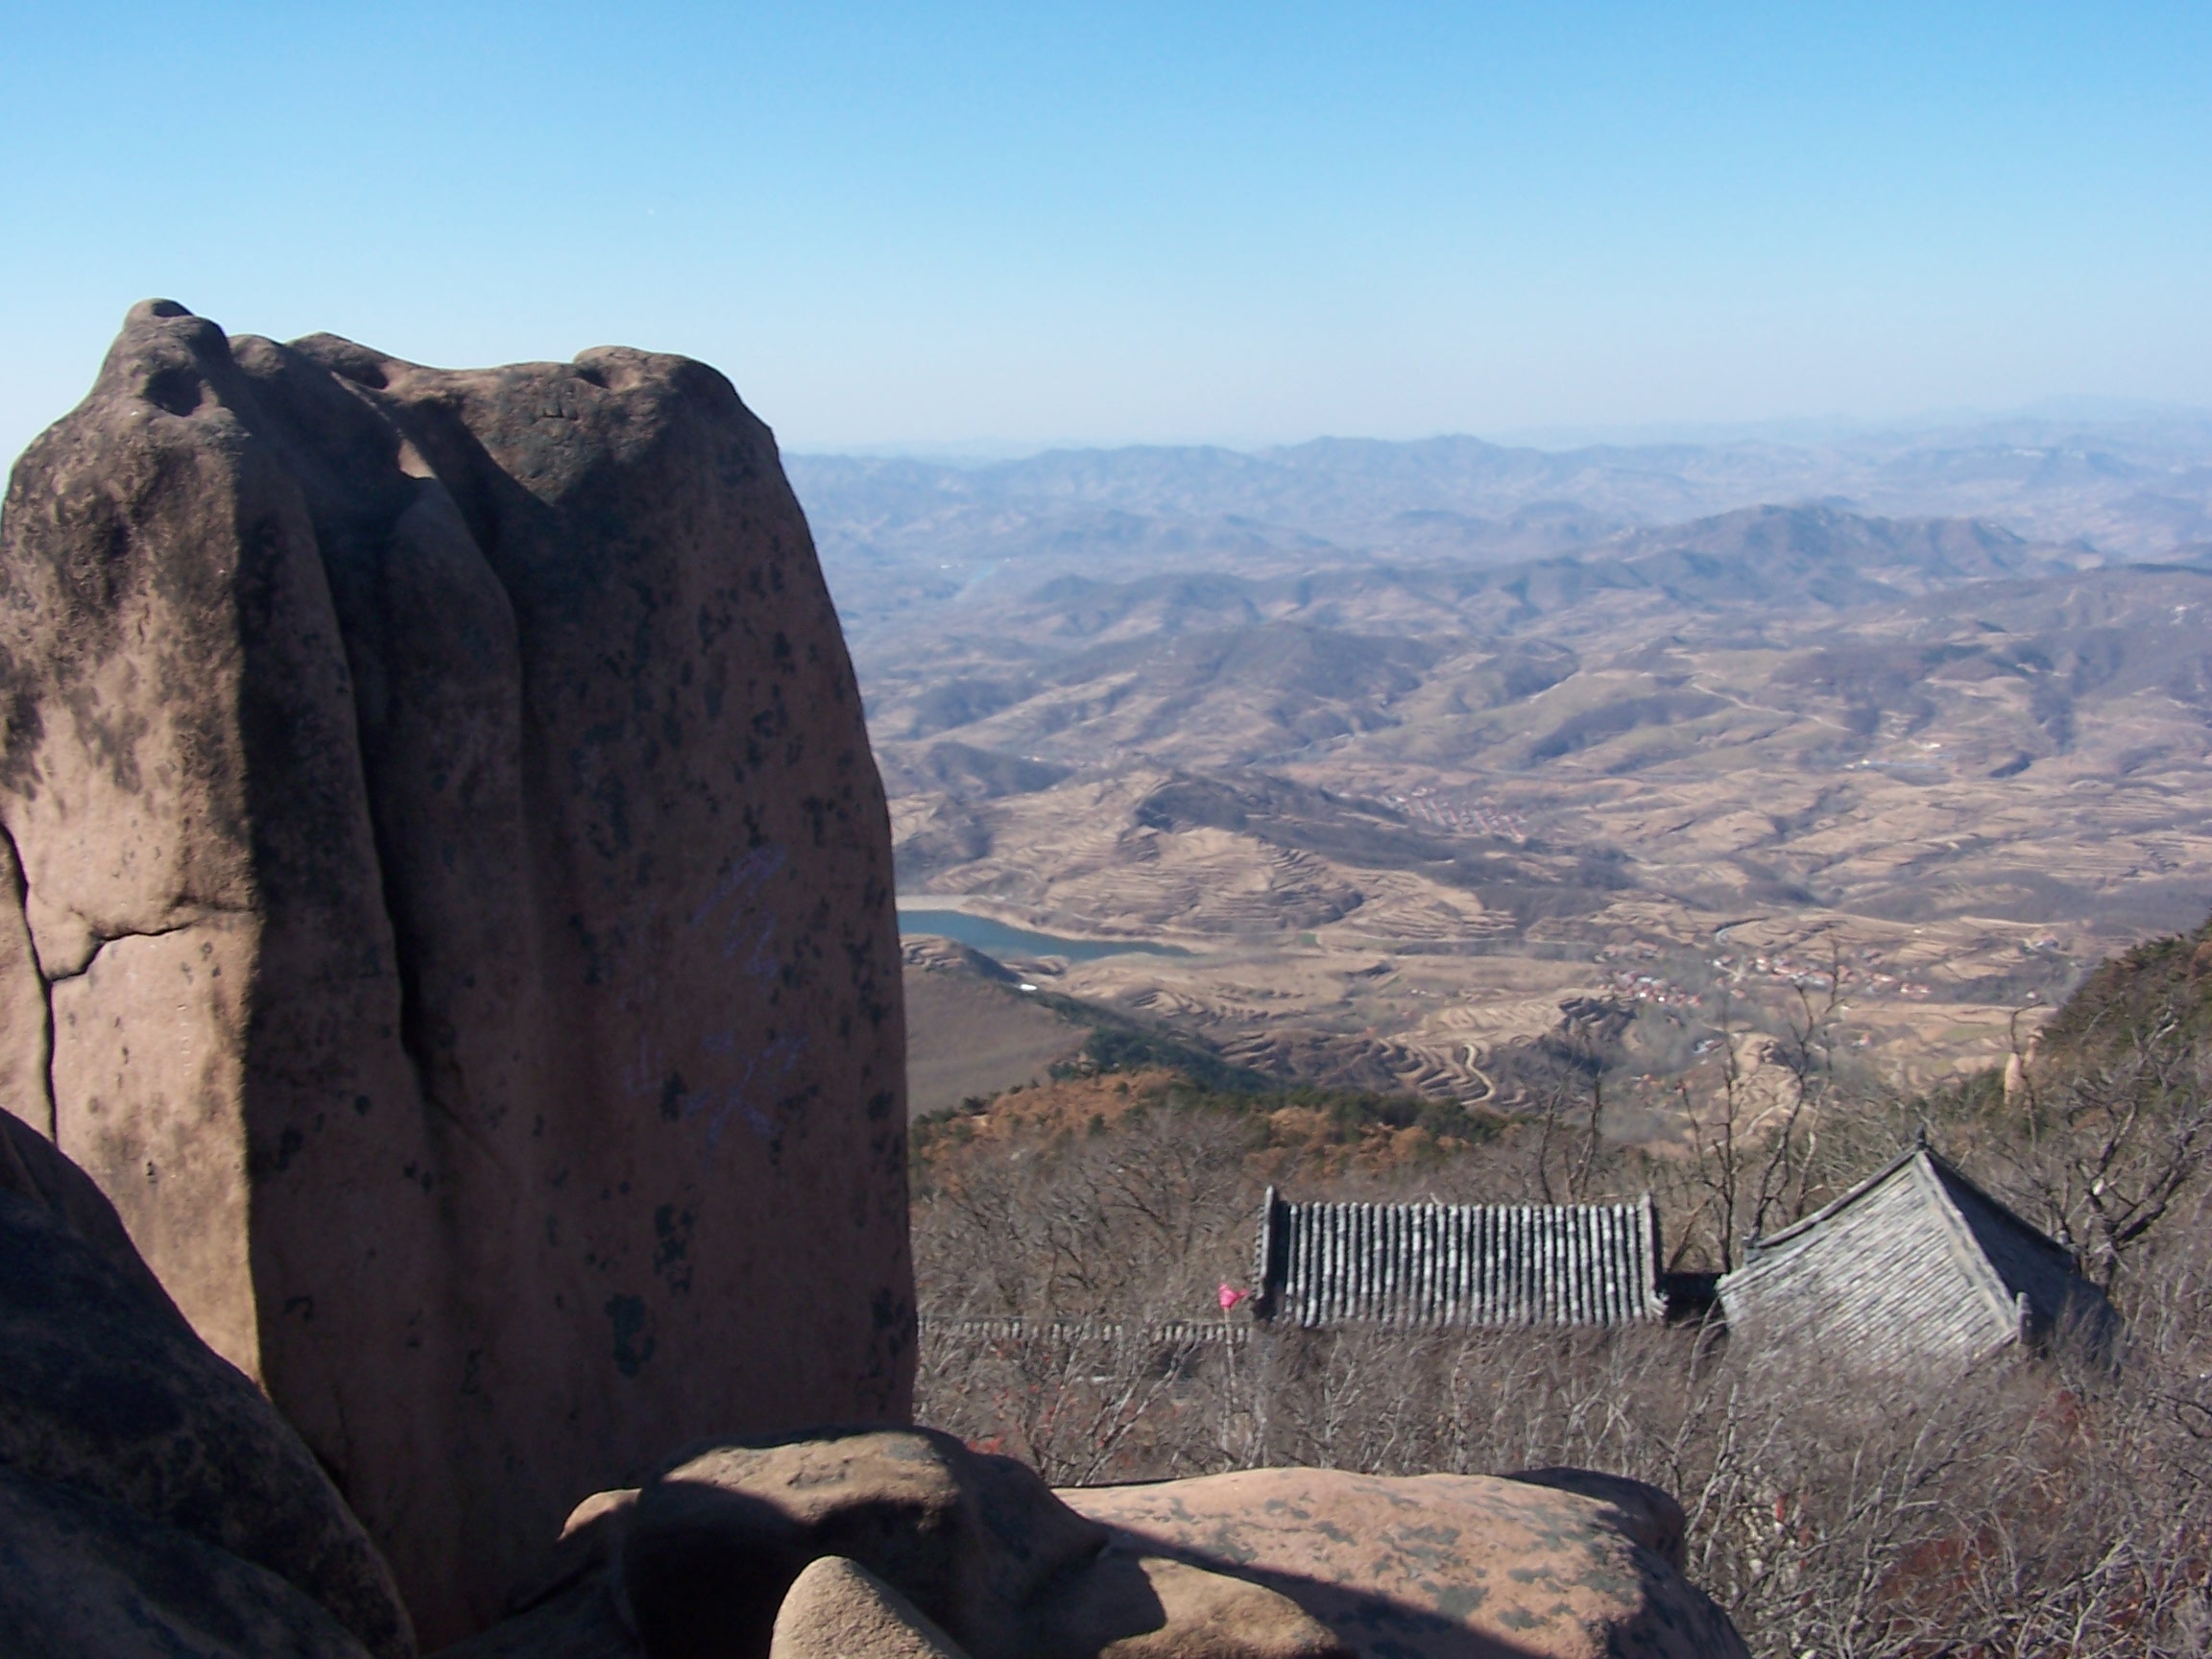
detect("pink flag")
[1218,1282,1248,1310]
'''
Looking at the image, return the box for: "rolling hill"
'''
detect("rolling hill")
[805,425,2212,1122]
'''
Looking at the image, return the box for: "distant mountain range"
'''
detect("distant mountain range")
[833,418,2212,1102]
[992,504,2100,645]
[789,415,2212,637]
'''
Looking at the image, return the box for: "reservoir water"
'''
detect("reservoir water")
[897,907,1190,962]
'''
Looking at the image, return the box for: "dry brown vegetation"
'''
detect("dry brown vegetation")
[875,439,2212,1651]
[910,921,2212,1657]
[861,538,2212,1111]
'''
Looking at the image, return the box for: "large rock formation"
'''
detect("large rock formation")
[449,1428,1746,1659]
[0,301,913,1643]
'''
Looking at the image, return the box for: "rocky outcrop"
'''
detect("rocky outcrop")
[0,301,912,1644]
[0,1109,412,1658]
[448,1428,1745,1659]
[1065,1468,1749,1659]
[1499,1466,1690,1570]
[619,1427,1115,1659]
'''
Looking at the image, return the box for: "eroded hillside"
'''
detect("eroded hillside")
[806,427,2212,1127]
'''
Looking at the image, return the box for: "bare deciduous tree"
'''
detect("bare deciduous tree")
[914,1072,2212,1657]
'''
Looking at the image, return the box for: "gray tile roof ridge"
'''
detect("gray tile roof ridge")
[1920,1154,2079,1279]
[1743,1136,2064,1266]
[1910,1151,2025,1341]
[1741,1141,1930,1260]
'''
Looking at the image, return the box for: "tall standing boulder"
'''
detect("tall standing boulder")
[0,301,914,1645]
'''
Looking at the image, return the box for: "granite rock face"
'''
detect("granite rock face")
[452,1427,1348,1659]
[0,1110,412,1658]
[0,301,912,1643]
[1064,1468,1749,1659]
[1501,1466,1690,1571]
[451,1429,1743,1659]
[621,1426,1113,1659]
[0,1470,375,1659]
[770,1556,969,1659]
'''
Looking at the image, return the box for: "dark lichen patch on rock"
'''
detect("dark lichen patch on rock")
[1065,1468,1747,1659]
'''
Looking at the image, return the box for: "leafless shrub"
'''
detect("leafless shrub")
[914,1075,2212,1657]
[913,1099,1258,1323]
[1992,1015,2212,1291]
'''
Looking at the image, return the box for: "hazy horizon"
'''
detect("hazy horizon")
[782,396,2212,466]
[22,359,2212,478]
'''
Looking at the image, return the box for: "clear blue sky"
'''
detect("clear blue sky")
[4,2,2207,464]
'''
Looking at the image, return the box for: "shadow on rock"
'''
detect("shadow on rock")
[445,1428,1745,1659]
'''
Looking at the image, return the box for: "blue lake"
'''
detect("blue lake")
[897,907,1190,962]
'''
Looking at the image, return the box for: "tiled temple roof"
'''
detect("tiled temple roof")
[1719,1142,2116,1369]
[1253,1190,1666,1329]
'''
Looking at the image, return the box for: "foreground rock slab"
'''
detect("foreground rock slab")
[1064,1468,1749,1659]
[1027,1550,1349,1659]
[0,301,912,1642]
[449,1428,1743,1659]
